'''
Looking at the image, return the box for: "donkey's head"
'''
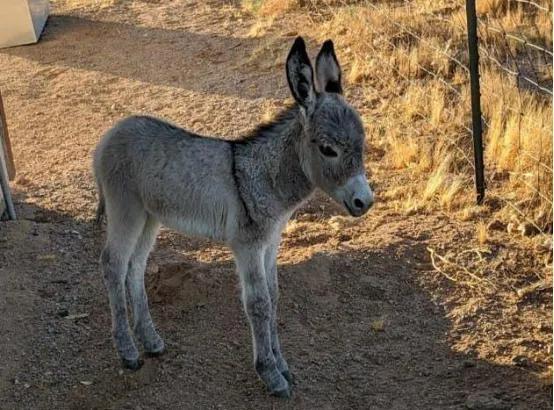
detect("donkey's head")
[286,37,374,217]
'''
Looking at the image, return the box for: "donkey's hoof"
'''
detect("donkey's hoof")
[270,385,291,399]
[122,357,143,371]
[281,370,295,385]
[265,373,290,398]
[141,333,165,355]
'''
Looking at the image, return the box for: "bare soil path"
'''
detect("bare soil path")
[0,1,550,409]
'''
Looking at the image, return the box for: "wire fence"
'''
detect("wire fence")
[359,0,552,233]
[475,0,552,233]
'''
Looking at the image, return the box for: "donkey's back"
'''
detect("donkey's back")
[93,115,239,242]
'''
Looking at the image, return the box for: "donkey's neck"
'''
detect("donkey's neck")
[234,105,314,222]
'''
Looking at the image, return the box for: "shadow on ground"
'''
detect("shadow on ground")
[1,15,286,101]
[0,193,550,409]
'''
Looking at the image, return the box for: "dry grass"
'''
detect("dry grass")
[53,0,118,9]
[246,16,276,37]
[242,0,300,16]
[476,221,489,244]
[243,0,553,231]
[477,0,553,52]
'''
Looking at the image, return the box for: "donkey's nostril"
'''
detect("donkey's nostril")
[353,198,364,209]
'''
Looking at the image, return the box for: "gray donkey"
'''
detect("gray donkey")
[93,37,373,398]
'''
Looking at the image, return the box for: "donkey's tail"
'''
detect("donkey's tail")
[95,183,106,226]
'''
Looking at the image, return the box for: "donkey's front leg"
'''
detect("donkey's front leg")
[233,244,290,398]
[264,241,291,383]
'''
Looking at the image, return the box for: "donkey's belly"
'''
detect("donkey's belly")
[160,216,226,242]
[152,201,232,242]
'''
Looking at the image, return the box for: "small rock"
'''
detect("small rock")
[14,175,30,186]
[465,392,510,410]
[487,219,505,231]
[512,355,529,367]
[69,230,82,239]
[370,318,385,332]
[37,254,56,262]
[518,222,540,237]
[282,31,298,37]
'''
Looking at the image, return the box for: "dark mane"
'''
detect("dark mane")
[235,104,300,145]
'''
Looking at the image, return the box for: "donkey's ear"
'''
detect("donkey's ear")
[286,37,316,110]
[315,40,342,94]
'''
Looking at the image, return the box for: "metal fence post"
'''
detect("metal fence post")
[465,0,485,204]
[0,90,16,220]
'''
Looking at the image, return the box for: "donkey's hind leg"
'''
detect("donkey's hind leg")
[126,215,164,355]
[100,195,146,370]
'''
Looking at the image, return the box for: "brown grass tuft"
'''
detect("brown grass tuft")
[242,0,299,16]
[476,221,489,244]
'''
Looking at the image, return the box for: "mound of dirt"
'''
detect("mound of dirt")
[147,261,222,307]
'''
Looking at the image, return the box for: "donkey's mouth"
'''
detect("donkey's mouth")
[343,200,357,217]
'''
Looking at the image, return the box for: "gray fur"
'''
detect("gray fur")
[93,37,373,398]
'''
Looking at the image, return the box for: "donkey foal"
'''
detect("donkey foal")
[94,37,374,398]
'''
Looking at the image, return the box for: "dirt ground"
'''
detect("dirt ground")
[0,1,551,409]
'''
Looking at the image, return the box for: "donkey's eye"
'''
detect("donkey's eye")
[318,145,338,158]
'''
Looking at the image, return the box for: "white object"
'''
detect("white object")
[0,0,49,48]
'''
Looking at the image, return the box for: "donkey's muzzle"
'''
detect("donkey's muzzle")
[344,196,373,217]
[340,174,374,217]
